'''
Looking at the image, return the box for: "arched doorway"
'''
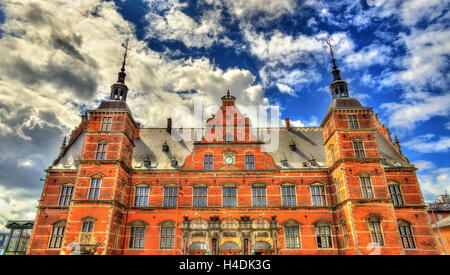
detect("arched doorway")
[220,241,240,255]
[189,242,208,255]
[252,241,272,255]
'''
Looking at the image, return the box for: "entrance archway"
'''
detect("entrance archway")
[220,241,240,255]
[189,242,208,255]
[252,241,272,255]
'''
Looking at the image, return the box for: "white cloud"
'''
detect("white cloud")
[380,93,450,129]
[400,0,446,26]
[0,185,38,232]
[276,83,295,96]
[218,0,296,23]
[145,1,227,48]
[344,43,391,69]
[414,160,436,171]
[403,134,450,153]
[418,167,450,201]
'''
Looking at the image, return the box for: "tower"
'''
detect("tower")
[59,42,140,255]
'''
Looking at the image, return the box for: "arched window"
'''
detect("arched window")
[398,220,416,249]
[368,216,384,246]
[190,242,208,250]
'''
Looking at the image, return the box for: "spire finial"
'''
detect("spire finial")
[327,39,337,70]
[227,89,230,97]
[117,39,130,84]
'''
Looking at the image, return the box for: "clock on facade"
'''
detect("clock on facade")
[225,156,233,164]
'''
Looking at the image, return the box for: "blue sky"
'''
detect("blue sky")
[0,0,448,231]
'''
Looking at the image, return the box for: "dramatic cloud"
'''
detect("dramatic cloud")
[403,134,450,153]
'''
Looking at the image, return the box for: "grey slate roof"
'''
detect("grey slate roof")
[51,126,409,171]
[96,100,131,112]
[52,131,85,169]
[374,131,412,168]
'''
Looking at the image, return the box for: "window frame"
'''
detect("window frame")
[159,223,175,250]
[95,142,108,160]
[398,220,416,249]
[315,222,333,249]
[88,177,102,200]
[245,154,255,170]
[281,185,297,207]
[101,117,112,132]
[129,226,146,249]
[311,184,326,206]
[368,216,385,247]
[348,114,359,129]
[353,140,365,158]
[252,186,267,207]
[284,226,301,249]
[193,186,208,207]
[360,175,374,199]
[204,154,213,170]
[48,221,65,249]
[223,186,237,207]
[59,183,74,206]
[389,184,404,205]
[163,186,178,207]
[134,185,150,207]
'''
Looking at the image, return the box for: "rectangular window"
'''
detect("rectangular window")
[193,187,207,207]
[389,185,404,205]
[129,227,145,249]
[369,221,384,246]
[49,226,65,249]
[82,222,94,233]
[101,117,112,131]
[134,187,149,207]
[399,225,416,249]
[96,143,107,160]
[285,227,301,249]
[59,186,73,206]
[16,229,32,253]
[252,187,267,207]
[311,185,326,206]
[281,186,296,206]
[326,121,331,137]
[348,115,359,129]
[160,227,175,249]
[204,155,213,170]
[329,145,335,163]
[88,178,101,200]
[341,223,348,248]
[316,225,333,248]
[223,187,237,207]
[163,187,178,207]
[360,177,374,199]
[245,155,255,170]
[353,141,365,158]
[7,229,21,252]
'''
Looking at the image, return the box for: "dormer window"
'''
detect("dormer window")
[281,154,288,167]
[143,160,151,169]
[170,156,178,168]
[162,141,169,152]
[309,157,317,167]
[225,134,234,142]
[289,140,297,151]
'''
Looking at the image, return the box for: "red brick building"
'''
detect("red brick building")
[27,46,439,255]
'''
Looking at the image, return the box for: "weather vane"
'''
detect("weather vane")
[121,38,130,73]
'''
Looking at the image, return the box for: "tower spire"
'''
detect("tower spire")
[109,39,130,102]
[326,39,349,99]
[117,39,129,84]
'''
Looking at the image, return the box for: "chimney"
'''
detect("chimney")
[167,118,172,133]
[285,118,291,130]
